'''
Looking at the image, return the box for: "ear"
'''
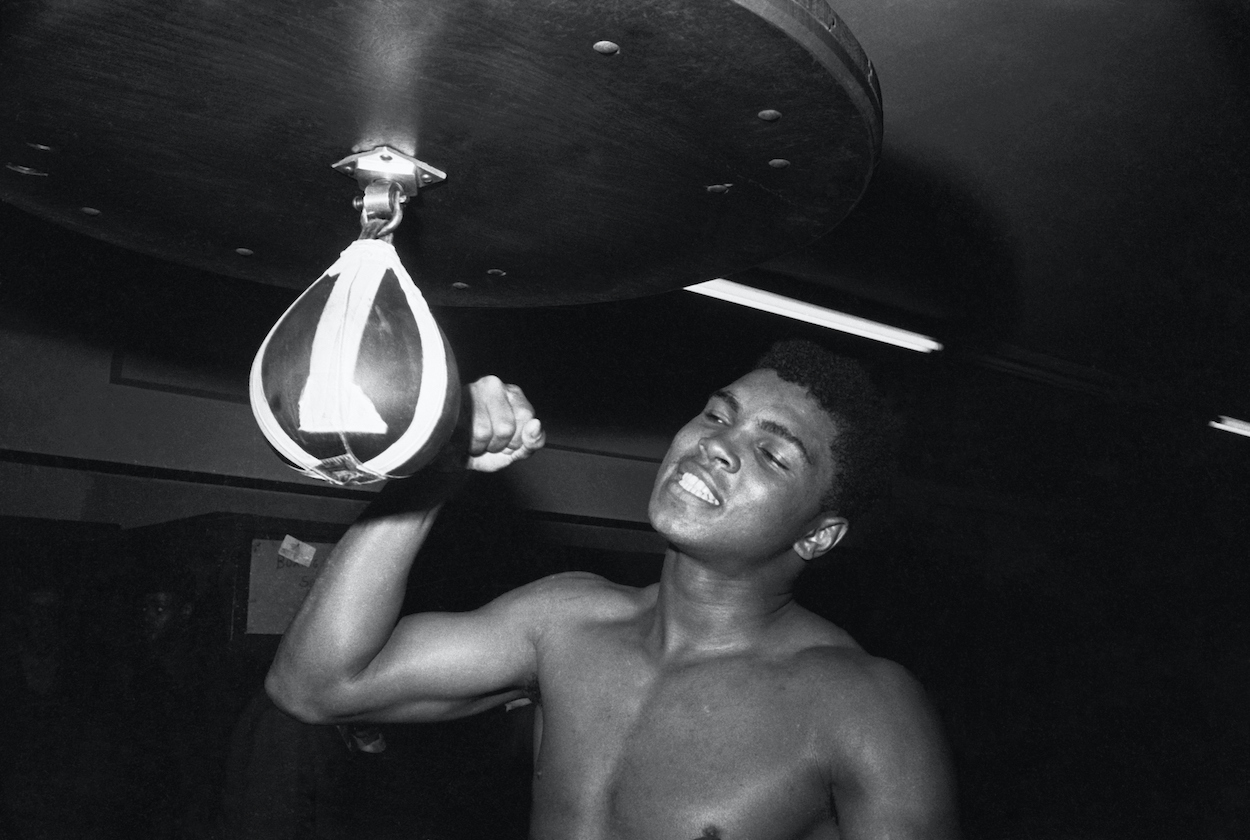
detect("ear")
[793,514,849,561]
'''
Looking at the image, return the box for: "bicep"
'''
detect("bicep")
[328,588,543,724]
[322,572,605,724]
[831,666,960,840]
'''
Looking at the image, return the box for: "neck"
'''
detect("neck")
[646,546,803,659]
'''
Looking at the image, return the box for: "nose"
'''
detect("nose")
[699,431,740,472]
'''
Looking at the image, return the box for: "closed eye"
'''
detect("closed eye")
[760,447,788,469]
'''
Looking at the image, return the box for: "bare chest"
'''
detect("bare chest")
[530,635,837,840]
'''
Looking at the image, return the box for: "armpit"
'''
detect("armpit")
[505,675,541,710]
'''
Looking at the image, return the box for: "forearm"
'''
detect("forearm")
[266,469,465,721]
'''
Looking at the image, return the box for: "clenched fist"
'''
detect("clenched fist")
[462,376,545,473]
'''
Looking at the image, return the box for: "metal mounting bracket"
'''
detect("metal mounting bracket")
[331,146,446,196]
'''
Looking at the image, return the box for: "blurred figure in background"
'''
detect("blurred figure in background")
[114,565,232,840]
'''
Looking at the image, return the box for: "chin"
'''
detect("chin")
[646,503,679,545]
[646,479,677,531]
[648,514,723,560]
[647,502,695,552]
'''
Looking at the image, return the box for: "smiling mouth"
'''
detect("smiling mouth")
[677,471,720,505]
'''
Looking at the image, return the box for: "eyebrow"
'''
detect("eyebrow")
[711,389,815,466]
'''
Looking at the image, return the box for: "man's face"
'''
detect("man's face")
[648,369,840,567]
[142,591,187,643]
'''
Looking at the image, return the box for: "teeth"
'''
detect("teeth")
[678,472,719,505]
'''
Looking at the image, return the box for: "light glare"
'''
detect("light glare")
[1209,415,1250,439]
[685,279,942,353]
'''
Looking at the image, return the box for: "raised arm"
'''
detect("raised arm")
[828,659,961,840]
[265,376,546,725]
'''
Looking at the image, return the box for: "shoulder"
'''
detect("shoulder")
[798,644,958,830]
[783,609,923,704]
[806,643,929,708]
[504,570,640,605]
[780,612,950,773]
[798,640,943,752]
[485,571,648,631]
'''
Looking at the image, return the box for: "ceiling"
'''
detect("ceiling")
[2,0,1249,488]
[784,0,1250,417]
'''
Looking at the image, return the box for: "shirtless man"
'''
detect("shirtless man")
[267,339,959,840]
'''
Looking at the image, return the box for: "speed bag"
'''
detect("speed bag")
[249,239,461,486]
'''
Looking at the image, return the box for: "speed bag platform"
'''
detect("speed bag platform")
[249,239,461,486]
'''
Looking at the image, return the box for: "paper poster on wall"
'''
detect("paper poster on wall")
[247,536,336,634]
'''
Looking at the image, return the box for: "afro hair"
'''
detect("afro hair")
[753,339,896,520]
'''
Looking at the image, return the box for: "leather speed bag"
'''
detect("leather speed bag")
[249,239,461,485]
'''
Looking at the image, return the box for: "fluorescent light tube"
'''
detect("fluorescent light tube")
[1209,415,1250,438]
[685,279,942,353]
